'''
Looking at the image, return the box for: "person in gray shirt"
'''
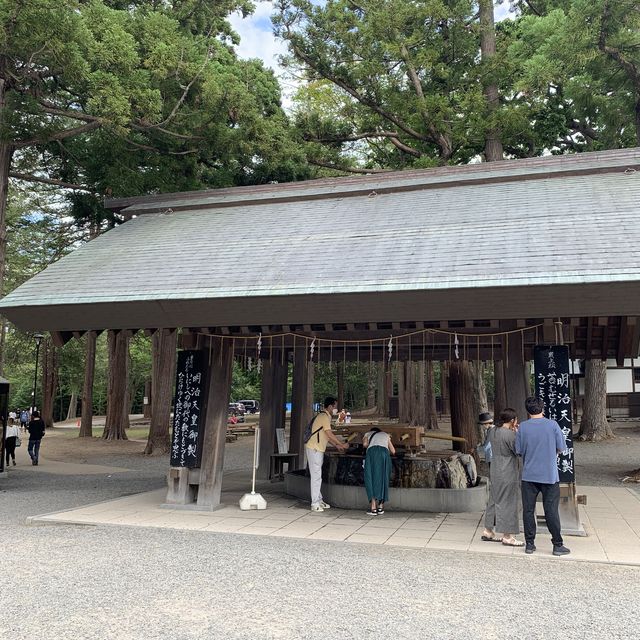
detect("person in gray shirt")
[516,396,570,556]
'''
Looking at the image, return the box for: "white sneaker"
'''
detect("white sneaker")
[310,504,324,512]
[319,501,331,509]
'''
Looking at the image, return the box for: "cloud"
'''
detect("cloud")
[495,1,512,21]
[228,2,286,71]
[228,2,298,109]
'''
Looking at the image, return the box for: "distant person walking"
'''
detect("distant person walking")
[27,411,46,466]
[363,427,396,516]
[5,421,19,466]
[516,397,570,556]
[304,396,348,512]
[20,410,29,432]
[481,409,523,547]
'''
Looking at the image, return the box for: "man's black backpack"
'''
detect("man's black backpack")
[303,414,324,444]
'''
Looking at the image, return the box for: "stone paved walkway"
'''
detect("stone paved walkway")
[27,470,640,565]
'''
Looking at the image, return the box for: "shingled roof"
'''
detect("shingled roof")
[2,148,640,333]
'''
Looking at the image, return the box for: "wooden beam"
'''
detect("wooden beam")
[50,331,73,347]
[180,332,198,350]
[72,330,86,340]
[143,328,158,337]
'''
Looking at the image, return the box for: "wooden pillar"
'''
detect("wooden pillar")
[290,348,313,468]
[503,326,529,422]
[449,360,477,456]
[493,359,507,419]
[79,331,96,438]
[257,351,287,479]
[196,338,233,510]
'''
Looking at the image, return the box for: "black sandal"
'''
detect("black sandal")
[377,502,385,515]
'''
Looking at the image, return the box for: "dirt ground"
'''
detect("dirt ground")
[32,414,640,489]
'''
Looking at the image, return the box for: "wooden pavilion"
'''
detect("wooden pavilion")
[2,147,640,509]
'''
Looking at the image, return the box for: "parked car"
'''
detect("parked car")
[230,402,246,416]
[238,400,260,414]
[228,403,245,423]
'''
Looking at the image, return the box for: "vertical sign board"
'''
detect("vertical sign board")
[534,345,575,483]
[170,350,207,468]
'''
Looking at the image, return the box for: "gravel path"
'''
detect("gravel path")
[1,429,639,639]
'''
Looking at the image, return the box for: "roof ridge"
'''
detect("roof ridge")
[105,147,640,215]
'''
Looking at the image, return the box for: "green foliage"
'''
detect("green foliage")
[275,0,640,168]
[3,0,312,230]
[230,361,262,402]
[510,0,640,150]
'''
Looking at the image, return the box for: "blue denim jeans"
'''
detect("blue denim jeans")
[28,439,41,462]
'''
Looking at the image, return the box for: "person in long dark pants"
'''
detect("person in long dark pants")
[27,411,46,466]
[516,396,570,556]
[5,421,19,466]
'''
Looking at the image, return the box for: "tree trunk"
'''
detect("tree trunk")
[397,361,406,422]
[79,331,96,437]
[471,361,489,443]
[336,362,345,409]
[493,359,507,418]
[145,329,178,455]
[383,358,391,416]
[449,361,477,457]
[143,378,152,419]
[41,338,57,429]
[579,359,614,441]
[479,0,504,162]
[103,330,130,440]
[417,360,426,425]
[425,361,439,430]
[636,96,640,147]
[0,316,6,376]
[366,366,376,408]
[65,391,78,421]
[376,362,385,414]
[440,361,450,414]
[407,362,415,423]
[0,138,13,374]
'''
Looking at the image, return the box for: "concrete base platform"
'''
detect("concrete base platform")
[285,470,489,512]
